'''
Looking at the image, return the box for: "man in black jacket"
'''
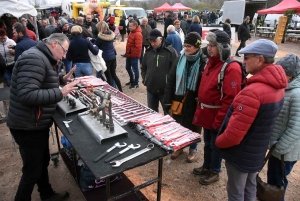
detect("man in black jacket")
[164,11,174,38]
[141,29,178,114]
[84,14,98,38]
[235,16,251,57]
[7,33,79,201]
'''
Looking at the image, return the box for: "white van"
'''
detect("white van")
[263,14,283,28]
[105,7,147,25]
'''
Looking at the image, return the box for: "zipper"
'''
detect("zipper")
[36,107,42,127]
[157,55,159,67]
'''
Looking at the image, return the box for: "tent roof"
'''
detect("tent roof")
[257,0,300,14]
[172,3,192,10]
[154,3,177,12]
[0,0,37,17]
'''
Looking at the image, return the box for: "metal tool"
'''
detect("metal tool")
[93,142,127,162]
[104,144,141,162]
[110,144,154,167]
[62,119,74,135]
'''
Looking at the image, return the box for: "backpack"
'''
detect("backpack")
[217,58,248,99]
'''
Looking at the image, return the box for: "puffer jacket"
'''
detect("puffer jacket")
[238,22,251,41]
[126,26,142,58]
[193,56,242,130]
[141,24,152,46]
[7,41,63,130]
[216,64,287,173]
[269,74,300,161]
[94,30,116,61]
[141,40,178,94]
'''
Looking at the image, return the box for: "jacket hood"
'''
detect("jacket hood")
[97,30,115,41]
[35,41,57,65]
[132,26,142,33]
[286,74,300,90]
[247,64,288,90]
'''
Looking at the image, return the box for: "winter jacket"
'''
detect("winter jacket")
[94,30,116,61]
[45,24,56,37]
[180,19,189,36]
[14,36,37,61]
[126,26,142,58]
[223,23,232,38]
[188,23,202,37]
[164,50,207,132]
[84,21,98,38]
[52,25,72,40]
[238,22,251,41]
[25,27,37,41]
[67,34,99,63]
[0,37,16,66]
[164,16,174,38]
[215,64,287,173]
[119,19,127,35]
[175,28,185,45]
[165,31,183,55]
[148,19,157,29]
[141,41,178,95]
[193,56,242,130]
[7,41,64,130]
[141,24,152,46]
[269,74,300,161]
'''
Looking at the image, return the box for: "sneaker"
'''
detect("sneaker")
[187,151,196,163]
[125,82,132,86]
[121,54,126,57]
[129,84,139,89]
[42,191,69,201]
[171,149,183,160]
[199,170,220,185]
[193,166,210,175]
[235,53,241,57]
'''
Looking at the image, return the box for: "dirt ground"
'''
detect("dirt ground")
[1,24,300,201]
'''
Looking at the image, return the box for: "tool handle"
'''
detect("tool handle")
[104,152,120,163]
[67,126,73,135]
[93,151,109,162]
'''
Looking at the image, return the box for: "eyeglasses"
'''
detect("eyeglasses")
[183,44,193,49]
[207,44,217,48]
[57,41,67,54]
[244,54,259,61]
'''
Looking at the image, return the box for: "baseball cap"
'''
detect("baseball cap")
[147,29,163,40]
[238,39,278,58]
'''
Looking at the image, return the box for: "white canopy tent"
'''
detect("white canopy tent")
[0,0,37,17]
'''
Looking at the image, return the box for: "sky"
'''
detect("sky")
[19,0,64,5]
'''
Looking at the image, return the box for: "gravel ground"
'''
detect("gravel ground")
[0,23,299,201]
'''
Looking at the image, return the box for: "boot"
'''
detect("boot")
[199,170,220,185]
[42,191,69,201]
[187,151,196,163]
[193,166,210,175]
[171,149,183,160]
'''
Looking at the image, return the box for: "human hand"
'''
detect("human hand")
[60,80,80,97]
[63,65,76,82]
[9,49,15,55]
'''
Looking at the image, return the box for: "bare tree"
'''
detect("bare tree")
[28,0,46,8]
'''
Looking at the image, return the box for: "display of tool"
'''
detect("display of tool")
[93,142,127,162]
[110,144,154,167]
[62,119,74,135]
[104,144,141,163]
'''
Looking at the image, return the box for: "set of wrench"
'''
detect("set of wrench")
[93,142,154,167]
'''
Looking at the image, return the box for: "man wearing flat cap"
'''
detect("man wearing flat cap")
[215,39,288,200]
[141,29,178,114]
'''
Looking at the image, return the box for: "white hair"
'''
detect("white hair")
[167,25,175,32]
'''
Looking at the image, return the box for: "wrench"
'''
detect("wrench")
[62,119,74,135]
[110,144,154,167]
[104,144,141,162]
[93,142,127,162]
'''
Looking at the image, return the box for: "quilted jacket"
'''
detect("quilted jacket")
[269,74,300,161]
[215,64,287,173]
[126,26,142,58]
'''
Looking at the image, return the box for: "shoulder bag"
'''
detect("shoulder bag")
[170,90,189,116]
[256,144,285,201]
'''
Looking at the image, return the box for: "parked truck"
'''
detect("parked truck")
[218,0,267,28]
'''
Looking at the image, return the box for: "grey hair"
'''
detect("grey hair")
[77,16,84,25]
[263,57,274,64]
[49,17,55,25]
[45,33,69,44]
[167,25,175,32]
[142,18,148,22]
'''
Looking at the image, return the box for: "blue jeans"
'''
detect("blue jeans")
[203,128,222,172]
[4,69,12,86]
[267,155,297,201]
[125,58,139,85]
[74,62,93,78]
[147,91,168,115]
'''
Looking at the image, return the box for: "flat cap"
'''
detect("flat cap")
[238,39,278,58]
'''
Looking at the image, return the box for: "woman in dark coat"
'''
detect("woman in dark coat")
[188,16,202,37]
[119,16,127,42]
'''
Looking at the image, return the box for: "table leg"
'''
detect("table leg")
[157,158,163,201]
[106,176,111,201]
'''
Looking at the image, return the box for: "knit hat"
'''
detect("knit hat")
[276,54,300,78]
[71,25,82,34]
[59,18,68,27]
[206,29,231,61]
[184,32,201,48]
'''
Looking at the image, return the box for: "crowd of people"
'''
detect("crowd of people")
[0,9,299,201]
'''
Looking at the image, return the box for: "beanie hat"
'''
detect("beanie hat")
[184,32,201,48]
[59,18,68,27]
[276,54,300,79]
[206,29,231,62]
[71,25,82,34]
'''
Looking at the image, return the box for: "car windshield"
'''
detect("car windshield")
[125,9,147,19]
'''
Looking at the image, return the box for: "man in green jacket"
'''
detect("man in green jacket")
[180,14,189,36]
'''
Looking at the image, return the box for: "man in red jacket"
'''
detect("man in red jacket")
[192,29,243,185]
[125,20,142,89]
[215,39,287,201]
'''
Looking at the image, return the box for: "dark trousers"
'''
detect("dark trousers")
[236,40,246,55]
[147,91,167,115]
[103,59,122,92]
[267,155,297,201]
[10,128,54,201]
[140,45,149,65]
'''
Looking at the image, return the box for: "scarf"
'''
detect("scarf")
[175,50,201,95]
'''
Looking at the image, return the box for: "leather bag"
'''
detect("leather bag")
[119,25,123,30]
[170,91,189,116]
[256,144,285,201]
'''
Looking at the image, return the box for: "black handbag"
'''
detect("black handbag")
[256,144,285,201]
